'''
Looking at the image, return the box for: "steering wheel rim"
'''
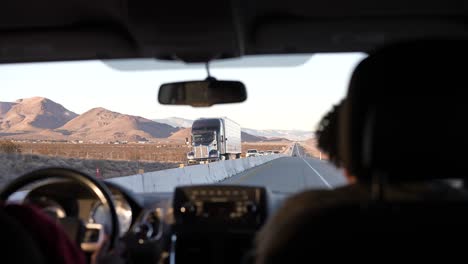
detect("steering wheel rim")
[0,167,119,250]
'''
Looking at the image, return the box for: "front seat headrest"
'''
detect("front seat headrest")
[340,39,468,181]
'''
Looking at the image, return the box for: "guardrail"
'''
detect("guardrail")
[106,154,284,193]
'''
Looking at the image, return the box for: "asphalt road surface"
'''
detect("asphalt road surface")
[222,143,347,193]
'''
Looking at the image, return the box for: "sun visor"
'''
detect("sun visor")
[127,0,243,62]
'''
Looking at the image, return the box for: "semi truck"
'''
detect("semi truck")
[186,117,242,164]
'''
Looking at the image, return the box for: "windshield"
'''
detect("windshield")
[0,53,366,194]
[192,131,215,145]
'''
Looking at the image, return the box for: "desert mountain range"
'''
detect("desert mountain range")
[0,97,177,142]
[0,97,77,132]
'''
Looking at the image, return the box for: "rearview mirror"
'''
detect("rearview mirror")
[158,78,247,107]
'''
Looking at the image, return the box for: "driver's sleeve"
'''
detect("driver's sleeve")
[5,204,86,264]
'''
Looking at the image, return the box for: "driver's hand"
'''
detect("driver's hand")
[91,235,126,264]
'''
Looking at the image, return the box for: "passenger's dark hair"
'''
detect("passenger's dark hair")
[315,101,343,167]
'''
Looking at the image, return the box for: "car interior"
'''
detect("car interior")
[1,0,468,263]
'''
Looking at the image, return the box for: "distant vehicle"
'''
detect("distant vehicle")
[186,117,242,164]
[273,150,280,154]
[266,150,274,155]
[246,149,259,157]
[259,151,265,156]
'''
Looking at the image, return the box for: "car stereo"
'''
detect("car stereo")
[173,185,267,232]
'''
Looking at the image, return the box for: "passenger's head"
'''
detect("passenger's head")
[339,39,468,183]
[316,100,356,184]
[316,102,341,167]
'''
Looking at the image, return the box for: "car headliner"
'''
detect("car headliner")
[0,0,467,64]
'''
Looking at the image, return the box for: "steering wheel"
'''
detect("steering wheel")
[0,168,119,252]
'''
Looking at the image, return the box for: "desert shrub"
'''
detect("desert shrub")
[0,140,21,154]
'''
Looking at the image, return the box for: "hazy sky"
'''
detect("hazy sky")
[0,53,366,131]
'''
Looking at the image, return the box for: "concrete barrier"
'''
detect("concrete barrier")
[183,164,210,185]
[223,160,238,177]
[241,157,250,169]
[107,174,144,193]
[142,168,182,193]
[207,161,228,182]
[107,154,284,193]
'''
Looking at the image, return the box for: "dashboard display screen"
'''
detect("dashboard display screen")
[203,202,235,217]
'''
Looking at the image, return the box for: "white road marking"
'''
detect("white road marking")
[301,156,332,189]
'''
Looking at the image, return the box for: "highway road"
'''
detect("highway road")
[222,143,347,193]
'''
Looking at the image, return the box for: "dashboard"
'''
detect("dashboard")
[14,178,282,264]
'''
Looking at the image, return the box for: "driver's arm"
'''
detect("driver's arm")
[4,203,86,264]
